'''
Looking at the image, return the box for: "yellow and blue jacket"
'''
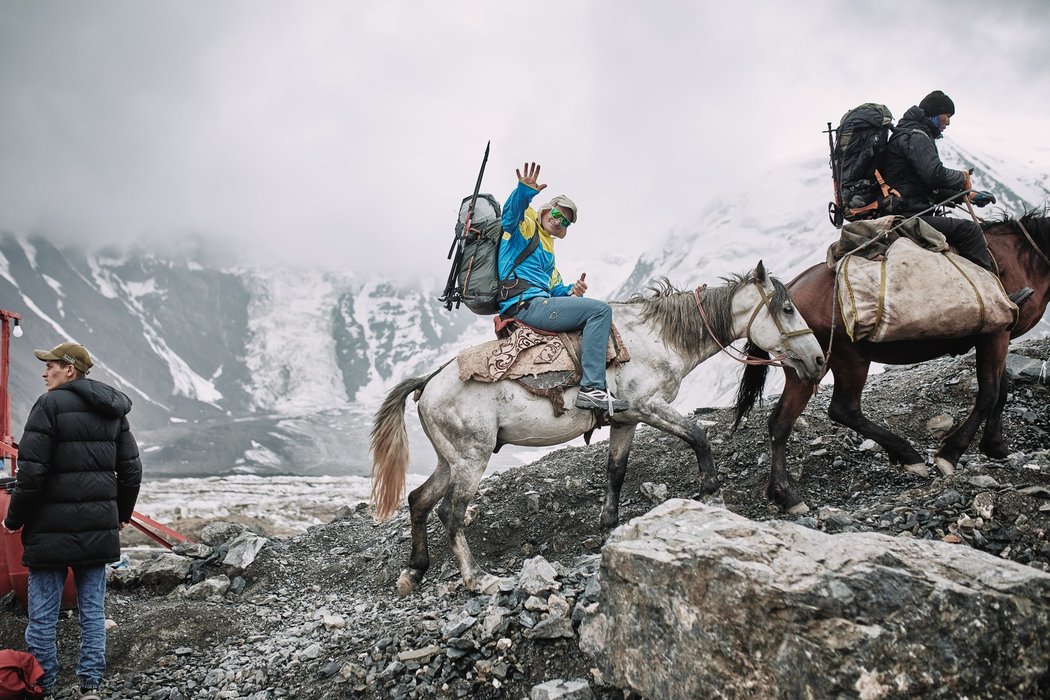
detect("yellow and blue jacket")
[498,180,572,314]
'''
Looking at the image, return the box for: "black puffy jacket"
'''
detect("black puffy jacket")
[5,378,142,568]
[881,105,968,215]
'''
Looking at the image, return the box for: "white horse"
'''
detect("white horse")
[371,262,824,593]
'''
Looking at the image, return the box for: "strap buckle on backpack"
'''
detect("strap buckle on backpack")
[846,169,901,219]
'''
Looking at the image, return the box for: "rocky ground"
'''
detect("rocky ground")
[1,338,1047,699]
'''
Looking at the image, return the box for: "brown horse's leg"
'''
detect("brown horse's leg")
[936,333,1010,472]
[978,368,1011,459]
[397,459,451,596]
[767,370,813,514]
[826,352,926,472]
[600,423,637,533]
[634,399,720,499]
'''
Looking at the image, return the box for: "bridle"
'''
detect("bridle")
[1017,219,1050,268]
[692,281,814,368]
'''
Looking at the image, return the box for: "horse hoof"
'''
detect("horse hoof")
[766,482,806,515]
[903,462,930,477]
[396,570,418,596]
[697,479,720,497]
[693,490,725,509]
[980,443,1010,460]
[933,457,956,477]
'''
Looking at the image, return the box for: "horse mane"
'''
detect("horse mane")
[622,272,791,357]
[983,207,1050,267]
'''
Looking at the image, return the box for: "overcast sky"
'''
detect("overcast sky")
[2,0,1048,280]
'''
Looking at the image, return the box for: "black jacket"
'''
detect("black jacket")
[4,378,142,568]
[881,105,968,215]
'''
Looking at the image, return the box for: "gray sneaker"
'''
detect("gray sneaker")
[574,386,630,413]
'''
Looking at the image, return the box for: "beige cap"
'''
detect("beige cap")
[542,195,578,223]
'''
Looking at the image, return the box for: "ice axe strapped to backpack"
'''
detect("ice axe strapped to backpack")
[827,103,901,228]
[439,143,540,316]
[440,141,491,311]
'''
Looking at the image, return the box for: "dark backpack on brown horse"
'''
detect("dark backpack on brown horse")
[827,103,900,227]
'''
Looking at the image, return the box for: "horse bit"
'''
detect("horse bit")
[692,281,814,368]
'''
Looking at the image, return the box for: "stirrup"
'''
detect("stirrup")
[574,388,630,414]
[1009,287,1034,307]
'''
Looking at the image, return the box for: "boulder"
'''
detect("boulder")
[222,532,268,571]
[530,678,593,700]
[519,555,560,595]
[174,574,231,601]
[580,499,1050,699]
[138,553,192,590]
[1005,353,1048,385]
[199,521,248,546]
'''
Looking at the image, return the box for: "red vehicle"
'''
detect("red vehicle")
[0,309,76,609]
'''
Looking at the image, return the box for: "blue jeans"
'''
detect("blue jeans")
[514,295,613,390]
[26,565,107,691]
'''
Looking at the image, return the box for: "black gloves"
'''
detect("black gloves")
[971,191,997,207]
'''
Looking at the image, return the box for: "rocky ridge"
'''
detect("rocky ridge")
[1,338,1047,699]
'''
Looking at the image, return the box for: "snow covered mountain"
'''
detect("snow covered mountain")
[0,236,484,477]
[1,142,1046,479]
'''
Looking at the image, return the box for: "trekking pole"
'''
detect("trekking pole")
[890,190,985,234]
[957,168,982,224]
[961,192,981,225]
[825,122,843,227]
[439,141,490,310]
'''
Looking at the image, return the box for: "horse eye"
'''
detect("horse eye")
[783,303,795,314]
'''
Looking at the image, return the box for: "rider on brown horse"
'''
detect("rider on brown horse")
[881,89,1033,306]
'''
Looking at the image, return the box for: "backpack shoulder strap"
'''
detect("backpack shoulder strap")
[510,233,540,273]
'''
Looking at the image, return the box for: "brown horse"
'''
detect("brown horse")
[734,211,1050,514]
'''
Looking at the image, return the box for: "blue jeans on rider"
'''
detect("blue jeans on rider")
[26,565,107,692]
[513,295,612,390]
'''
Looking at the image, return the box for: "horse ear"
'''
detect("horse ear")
[755,260,767,283]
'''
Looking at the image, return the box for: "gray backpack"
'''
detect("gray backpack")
[441,193,538,315]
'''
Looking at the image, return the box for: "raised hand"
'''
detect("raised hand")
[516,162,547,192]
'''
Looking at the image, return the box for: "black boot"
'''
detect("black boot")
[1009,287,1034,307]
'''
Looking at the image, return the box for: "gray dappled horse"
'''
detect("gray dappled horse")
[370,262,824,594]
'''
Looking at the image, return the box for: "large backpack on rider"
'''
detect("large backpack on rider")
[440,194,539,316]
[827,103,899,227]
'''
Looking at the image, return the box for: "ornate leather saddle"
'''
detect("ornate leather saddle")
[455,317,630,416]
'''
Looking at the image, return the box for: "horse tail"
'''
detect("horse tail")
[732,341,769,431]
[370,376,428,521]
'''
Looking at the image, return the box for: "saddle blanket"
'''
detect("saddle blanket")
[457,323,630,384]
[826,215,948,266]
[837,237,1018,343]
